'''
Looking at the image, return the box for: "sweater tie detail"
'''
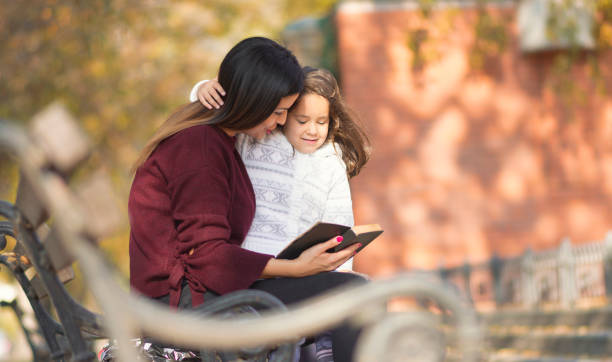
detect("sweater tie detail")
[169,249,207,307]
[168,256,187,307]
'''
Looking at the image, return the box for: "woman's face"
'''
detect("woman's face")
[244,93,299,140]
[283,93,330,154]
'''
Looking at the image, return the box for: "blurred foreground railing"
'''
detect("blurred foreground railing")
[0,103,481,362]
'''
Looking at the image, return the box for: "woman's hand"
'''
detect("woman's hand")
[293,236,361,277]
[197,78,226,109]
[261,236,361,278]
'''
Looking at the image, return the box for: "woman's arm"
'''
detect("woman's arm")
[162,128,272,295]
[171,165,273,294]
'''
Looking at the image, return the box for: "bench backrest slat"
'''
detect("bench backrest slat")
[15,175,49,228]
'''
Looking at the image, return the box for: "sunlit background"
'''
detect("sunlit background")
[1,0,612,360]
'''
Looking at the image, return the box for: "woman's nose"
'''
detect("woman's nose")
[278,114,287,126]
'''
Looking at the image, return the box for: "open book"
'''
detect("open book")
[276,222,383,260]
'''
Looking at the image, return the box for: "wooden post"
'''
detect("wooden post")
[604,231,612,299]
[558,237,577,308]
[438,260,449,282]
[462,261,473,304]
[490,253,503,307]
[521,248,537,308]
[15,173,49,228]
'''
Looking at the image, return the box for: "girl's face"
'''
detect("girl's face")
[283,94,330,154]
[244,93,299,140]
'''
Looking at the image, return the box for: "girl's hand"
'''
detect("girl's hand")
[292,236,361,277]
[197,78,226,109]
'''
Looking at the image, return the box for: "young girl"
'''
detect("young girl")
[191,67,370,361]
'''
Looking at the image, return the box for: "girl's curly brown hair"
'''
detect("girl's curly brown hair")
[297,66,370,178]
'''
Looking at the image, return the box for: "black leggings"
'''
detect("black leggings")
[250,272,367,362]
[156,272,367,362]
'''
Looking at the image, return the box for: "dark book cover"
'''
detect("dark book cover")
[276,222,383,260]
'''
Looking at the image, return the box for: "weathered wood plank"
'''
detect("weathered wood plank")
[43,227,75,271]
[29,102,91,174]
[15,174,48,228]
[482,307,612,328]
[25,265,75,299]
[486,332,612,356]
[75,169,122,239]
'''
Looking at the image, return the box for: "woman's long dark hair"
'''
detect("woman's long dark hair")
[133,37,303,170]
[299,67,370,178]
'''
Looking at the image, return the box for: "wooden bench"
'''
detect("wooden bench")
[0,103,481,362]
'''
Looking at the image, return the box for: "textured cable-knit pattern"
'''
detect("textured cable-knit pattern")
[236,131,354,270]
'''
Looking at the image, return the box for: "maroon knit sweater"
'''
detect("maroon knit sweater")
[128,124,273,307]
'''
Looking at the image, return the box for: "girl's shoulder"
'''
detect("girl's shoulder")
[308,141,347,172]
[312,141,343,159]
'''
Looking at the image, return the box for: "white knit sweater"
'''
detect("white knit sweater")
[236,131,354,270]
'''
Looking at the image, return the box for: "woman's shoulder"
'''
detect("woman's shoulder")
[153,125,234,175]
[163,125,235,152]
[260,129,292,149]
[172,124,228,142]
[237,130,292,155]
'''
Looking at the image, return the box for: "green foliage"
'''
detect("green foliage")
[544,0,612,119]
[416,0,437,18]
[404,0,508,74]
[403,0,610,116]
[407,29,429,73]
[0,0,336,170]
[546,0,584,44]
[283,0,337,21]
[596,0,612,47]
[318,12,341,78]
[470,1,508,70]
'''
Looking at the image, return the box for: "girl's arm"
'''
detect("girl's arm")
[189,79,208,102]
[189,79,226,109]
[321,157,355,271]
[321,166,354,227]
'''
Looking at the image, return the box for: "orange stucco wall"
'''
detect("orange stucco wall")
[336,3,612,276]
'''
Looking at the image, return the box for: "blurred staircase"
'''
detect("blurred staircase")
[481,307,612,361]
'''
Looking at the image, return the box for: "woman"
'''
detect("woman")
[128,37,365,362]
